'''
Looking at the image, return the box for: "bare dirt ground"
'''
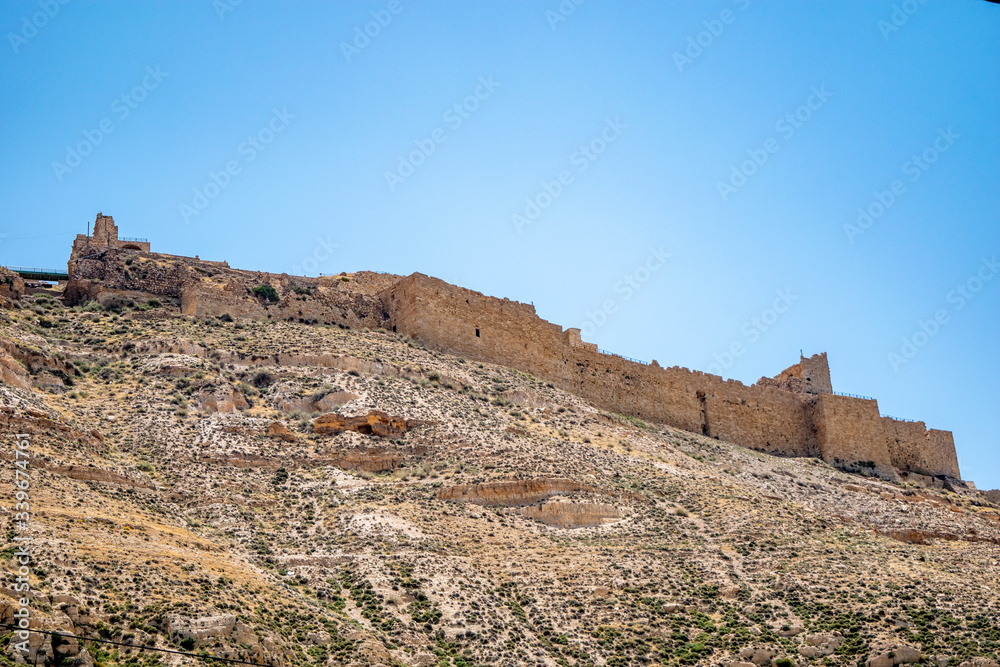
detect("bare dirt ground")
[1,292,998,667]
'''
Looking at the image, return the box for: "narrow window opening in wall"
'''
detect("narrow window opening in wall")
[392,325,397,333]
[475,328,480,338]
[696,390,710,437]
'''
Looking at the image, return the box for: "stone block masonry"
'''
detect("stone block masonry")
[380,272,960,480]
[62,215,963,482]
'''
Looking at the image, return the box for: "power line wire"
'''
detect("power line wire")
[0,232,77,240]
[0,623,276,666]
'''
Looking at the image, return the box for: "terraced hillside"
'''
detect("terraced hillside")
[1,290,998,667]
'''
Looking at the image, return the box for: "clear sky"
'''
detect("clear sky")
[1,1,997,489]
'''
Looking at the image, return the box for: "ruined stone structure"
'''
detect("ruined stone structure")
[69,213,150,270]
[381,273,960,481]
[63,216,962,482]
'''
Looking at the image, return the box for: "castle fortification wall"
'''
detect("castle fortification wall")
[882,420,960,479]
[812,394,895,476]
[382,273,958,479]
[385,274,822,461]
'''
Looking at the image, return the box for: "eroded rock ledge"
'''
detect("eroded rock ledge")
[438,478,626,529]
[313,410,430,437]
[437,478,595,506]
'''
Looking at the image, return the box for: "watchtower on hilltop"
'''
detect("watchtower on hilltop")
[68,212,150,276]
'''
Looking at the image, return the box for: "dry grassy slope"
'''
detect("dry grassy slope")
[0,294,998,667]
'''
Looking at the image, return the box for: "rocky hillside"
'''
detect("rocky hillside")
[1,289,998,667]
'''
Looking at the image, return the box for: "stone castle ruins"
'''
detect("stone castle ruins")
[65,213,963,484]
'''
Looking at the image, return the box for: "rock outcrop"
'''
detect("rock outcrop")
[0,267,24,306]
[276,389,359,415]
[798,632,844,658]
[515,498,621,528]
[313,409,430,437]
[876,527,1000,546]
[867,645,922,667]
[319,443,430,473]
[738,646,776,665]
[0,405,103,450]
[48,464,156,490]
[267,420,297,442]
[1,338,78,387]
[169,614,259,644]
[192,381,249,413]
[438,478,627,529]
[0,347,30,390]
[437,478,595,506]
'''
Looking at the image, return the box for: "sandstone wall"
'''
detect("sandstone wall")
[385,274,822,461]
[812,394,895,477]
[882,422,960,479]
[565,346,821,458]
[382,273,958,478]
[923,429,961,479]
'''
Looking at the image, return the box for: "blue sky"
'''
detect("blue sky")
[1,1,997,489]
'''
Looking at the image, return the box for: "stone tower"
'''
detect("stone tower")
[68,212,150,277]
[758,352,833,395]
[92,212,119,248]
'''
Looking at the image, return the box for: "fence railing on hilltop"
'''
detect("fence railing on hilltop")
[833,391,874,401]
[881,414,918,423]
[598,349,650,366]
[2,265,69,280]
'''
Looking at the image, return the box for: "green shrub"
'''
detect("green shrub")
[252,371,274,387]
[252,284,279,302]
